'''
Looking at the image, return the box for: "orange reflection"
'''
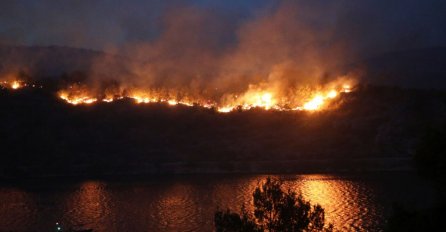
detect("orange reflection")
[287,175,365,231]
[64,181,111,230]
[211,176,264,214]
[150,183,199,231]
[0,189,36,231]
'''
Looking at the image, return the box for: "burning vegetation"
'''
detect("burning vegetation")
[0,80,25,90]
[0,78,43,91]
[55,80,354,112]
[0,2,361,113]
[1,75,355,112]
[43,2,360,113]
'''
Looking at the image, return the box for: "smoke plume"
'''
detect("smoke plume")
[1,0,445,105]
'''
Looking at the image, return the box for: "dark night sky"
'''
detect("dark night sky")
[1,0,445,57]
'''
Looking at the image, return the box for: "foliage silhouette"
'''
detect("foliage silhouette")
[386,126,446,231]
[414,127,446,180]
[215,177,334,232]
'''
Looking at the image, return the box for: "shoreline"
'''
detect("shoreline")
[0,157,414,182]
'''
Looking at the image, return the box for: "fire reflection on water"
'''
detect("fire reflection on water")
[210,175,377,231]
[149,183,200,231]
[0,189,36,231]
[286,175,375,231]
[0,174,434,231]
[63,181,112,231]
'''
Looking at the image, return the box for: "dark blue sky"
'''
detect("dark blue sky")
[1,0,445,56]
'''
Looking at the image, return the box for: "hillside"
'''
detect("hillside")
[0,85,445,177]
[1,45,446,177]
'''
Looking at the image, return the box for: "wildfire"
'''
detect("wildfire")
[217,106,234,113]
[53,81,354,113]
[246,91,275,109]
[303,95,324,111]
[0,79,44,90]
[341,84,352,93]
[327,90,337,99]
[300,89,343,111]
[1,80,24,90]
[11,81,22,89]
[57,85,98,105]
[59,92,98,105]
[127,92,198,107]
[217,90,277,112]
[3,77,354,113]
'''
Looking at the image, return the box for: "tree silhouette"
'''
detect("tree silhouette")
[215,177,334,232]
[414,127,446,180]
[386,126,446,231]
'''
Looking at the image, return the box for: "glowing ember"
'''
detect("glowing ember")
[217,106,235,113]
[11,81,22,89]
[167,100,178,105]
[341,84,352,93]
[178,101,194,107]
[130,95,158,104]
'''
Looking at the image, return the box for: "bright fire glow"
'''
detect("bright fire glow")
[327,90,337,99]
[3,78,354,112]
[58,87,98,105]
[11,81,22,89]
[59,92,98,105]
[167,100,178,106]
[217,106,234,113]
[1,80,25,90]
[303,95,324,111]
[54,81,354,112]
[341,84,351,93]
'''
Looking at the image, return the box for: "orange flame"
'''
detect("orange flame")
[57,85,98,105]
[1,80,24,90]
[11,81,22,89]
[2,77,355,112]
[55,80,354,112]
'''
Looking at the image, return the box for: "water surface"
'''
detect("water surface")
[0,173,436,231]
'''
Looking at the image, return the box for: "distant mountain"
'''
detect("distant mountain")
[0,45,129,78]
[360,47,446,89]
[1,45,446,89]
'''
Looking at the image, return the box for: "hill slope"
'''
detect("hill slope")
[0,85,445,177]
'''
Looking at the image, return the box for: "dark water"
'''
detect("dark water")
[0,173,436,232]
